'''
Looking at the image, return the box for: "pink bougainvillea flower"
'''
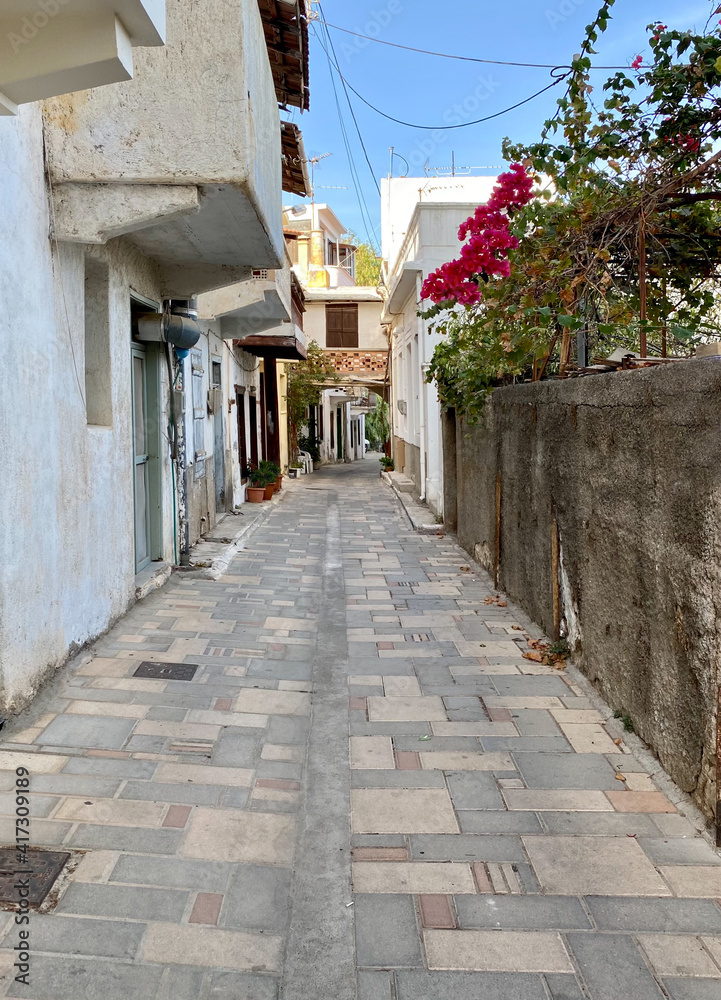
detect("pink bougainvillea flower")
[631,55,643,70]
[420,163,535,306]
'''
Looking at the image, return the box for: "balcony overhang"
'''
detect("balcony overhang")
[281,122,311,198]
[41,0,285,296]
[50,181,281,297]
[234,332,307,361]
[258,0,310,111]
[382,262,423,321]
[0,1,165,115]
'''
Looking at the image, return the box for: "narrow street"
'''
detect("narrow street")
[1,459,720,1000]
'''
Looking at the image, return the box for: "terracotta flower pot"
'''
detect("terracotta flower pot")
[246,486,265,503]
[275,475,282,491]
[264,483,275,500]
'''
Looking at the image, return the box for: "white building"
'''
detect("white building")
[284,204,388,464]
[0,0,310,714]
[381,175,499,516]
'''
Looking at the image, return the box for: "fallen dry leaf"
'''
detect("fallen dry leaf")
[497,601,507,607]
[613,738,623,746]
[553,660,567,671]
[460,566,470,572]
[615,773,627,782]
[523,651,545,663]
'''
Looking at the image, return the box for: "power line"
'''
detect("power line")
[319,44,568,130]
[315,24,379,249]
[312,18,648,71]
[316,3,381,198]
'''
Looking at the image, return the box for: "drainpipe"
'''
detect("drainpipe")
[416,274,427,501]
[164,299,199,566]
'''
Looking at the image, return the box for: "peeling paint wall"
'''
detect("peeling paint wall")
[0,106,173,714]
[446,362,721,819]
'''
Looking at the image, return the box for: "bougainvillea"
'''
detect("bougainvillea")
[420,163,535,306]
[422,2,721,421]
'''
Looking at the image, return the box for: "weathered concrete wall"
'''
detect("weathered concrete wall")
[0,105,176,714]
[449,361,721,819]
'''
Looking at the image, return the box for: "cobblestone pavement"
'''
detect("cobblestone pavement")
[1,458,720,999]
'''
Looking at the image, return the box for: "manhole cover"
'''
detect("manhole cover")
[134,662,198,681]
[0,849,70,907]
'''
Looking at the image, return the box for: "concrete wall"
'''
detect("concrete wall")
[0,105,172,713]
[446,361,721,819]
[304,300,385,349]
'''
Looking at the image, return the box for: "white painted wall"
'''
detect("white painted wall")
[0,105,178,713]
[381,175,498,274]
[304,300,385,350]
[384,195,499,516]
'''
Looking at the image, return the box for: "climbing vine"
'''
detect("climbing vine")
[424,2,721,420]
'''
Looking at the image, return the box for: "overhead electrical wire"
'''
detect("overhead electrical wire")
[311,18,648,72]
[316,39,569,131]
[314,22,379,249]
[316,2,382,198]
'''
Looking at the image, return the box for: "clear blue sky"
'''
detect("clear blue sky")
[286,0,715,248]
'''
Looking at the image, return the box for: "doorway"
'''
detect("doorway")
[336,407,343,461]
[249,394,259,468]
[131,346,151,572]
[130,298,162,574]
[236,388,248,483]
[211,356,225,512]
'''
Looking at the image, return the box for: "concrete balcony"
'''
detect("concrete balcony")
[199,269,293,339]
[43,0,285,297]
[198,261,307,361]
[0,0,165,115]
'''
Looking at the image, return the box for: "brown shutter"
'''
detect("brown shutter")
[326,305,344,347]
[341,305,358,348]
[326,304,359,348]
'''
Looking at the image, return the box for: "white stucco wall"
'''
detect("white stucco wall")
[304,300,385,350]
[0,105,183,713]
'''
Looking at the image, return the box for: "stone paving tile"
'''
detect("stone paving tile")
[56,882,189,921]
[352,861,476,893]
[394,970,550,1000]
[0,914,145,959]
[663,979,721,1000]
[355,893,423,967]
[524,835,672,896]
[455,894,591,930]
[4,955,165,999]
[566,932,666,999]
[423,929,573,972]
[351,788,460,833]
[586,896,721,933]
[3,461,720,1000]
[637,934,721,977]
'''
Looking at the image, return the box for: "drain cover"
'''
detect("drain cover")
[134,662,198,681]
[0,849,70,906]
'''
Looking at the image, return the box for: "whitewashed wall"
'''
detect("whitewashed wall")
[0,106,178,713]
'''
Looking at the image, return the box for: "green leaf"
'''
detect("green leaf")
[558,315,583,328]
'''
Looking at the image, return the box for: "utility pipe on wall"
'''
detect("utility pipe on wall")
[416,274,427,501]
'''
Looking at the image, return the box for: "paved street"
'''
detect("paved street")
[0,457,720,1000]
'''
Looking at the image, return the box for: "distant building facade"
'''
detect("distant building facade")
[380,176,499,515]
[285,203,388,463]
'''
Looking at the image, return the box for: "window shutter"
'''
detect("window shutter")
[341,305,358,348]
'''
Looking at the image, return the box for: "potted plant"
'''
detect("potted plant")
[259,460,281,494]
[247,468,267,503]
[380,455,395,473]
[288,462,302,479]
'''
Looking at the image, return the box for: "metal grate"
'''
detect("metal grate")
[0,849,70,907]
[412,633,431,642]
[134,662,198,681]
